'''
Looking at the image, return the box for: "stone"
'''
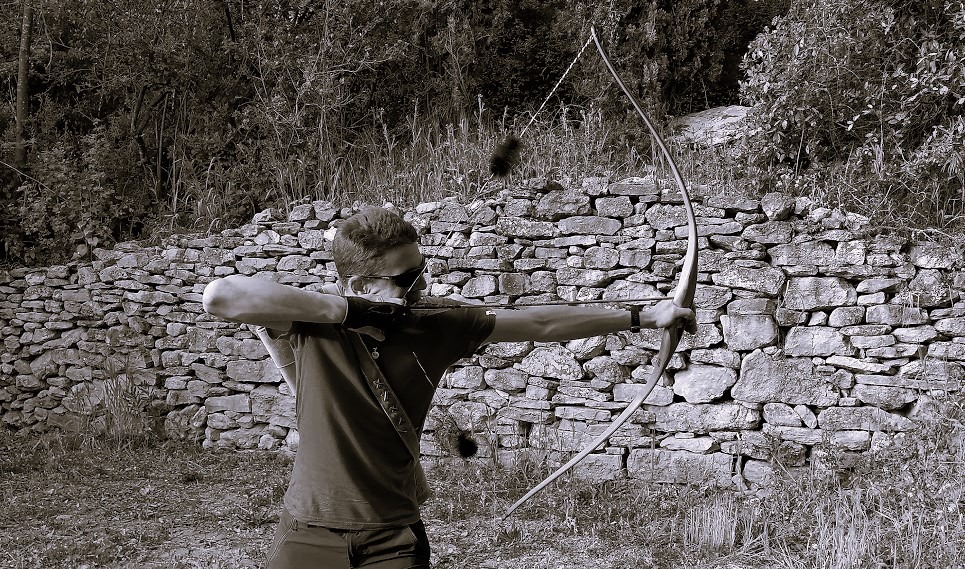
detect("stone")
[893,269,952,307]
[733,351,839,407]
[644,204,689,230]
[216,336,269,358]
[251,385,295,427]
[462,275,498,298]
[783,277,857,310]
[660,435,718,453]
[817,406,915,432]
[865,304,929,326]
[215,427,265,449]
[742,221,794,244]
[935,317,965,336]
[898,359,964,384]
[163,404,204,441]
[595,196,634,218]
[627,449,734,487]
[583,356,629,384]
[829,430,871,451]
[226,360,280,383]
[849,335,895,349]
[602,281,662,302]
[856,278,904,294]
[556,268,612,287]
[762,424,824,445]
[572,453,625,481]
[565,336,608,360]
[759,193,796,220]
[768,242,835,266]
[61,380,105,414]
[495,218,558,239]
[205,394,251,413]
[516,346,584,381]
[483,342,532,360]
[535,190,592,220]
[555,406,610,422]
[651,402,761,433]
[446,366,485,389]
[794,405,819,428]
[728,298,778,315]
[721,315,779,351]
[166,390,202,406]
[928,342,965,360]
[908,242,963,269]
[207,412,239,430]
[583,247,621,269]
[672,105,750,147]
[852,384,918,410]
[826,356,896,375]
[834,241,867,265]
[496,405,553,424]
[762,403,802,427]
[672,365,738,403]
[448,401,492,431]
[690,348,742,369]
[484,368,529,392]
[828,306,865,327]
[612,383,672,406]
[618,249,653,269]
[784,327,854,357]
[741,459,774,487]
[712,265,786,297]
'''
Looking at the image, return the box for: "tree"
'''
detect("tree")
[14,4,31,168]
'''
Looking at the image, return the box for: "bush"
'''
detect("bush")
[16,123,152,265]
[739,0,965,229]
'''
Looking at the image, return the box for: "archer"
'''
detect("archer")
[202,206,694,569]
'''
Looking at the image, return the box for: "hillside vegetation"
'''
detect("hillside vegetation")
[2,0,962,267]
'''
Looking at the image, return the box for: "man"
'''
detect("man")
[202,206,694,569]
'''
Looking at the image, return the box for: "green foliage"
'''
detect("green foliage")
[0,0,786,266]
[583,0,788,118]
[15,119,155,264]
[739,0,965,229]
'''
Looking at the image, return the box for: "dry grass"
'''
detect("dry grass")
[1,394,962,568]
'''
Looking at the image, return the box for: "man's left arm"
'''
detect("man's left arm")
[483,300,694,344]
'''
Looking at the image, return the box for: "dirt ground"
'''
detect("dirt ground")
[1,433,760,569]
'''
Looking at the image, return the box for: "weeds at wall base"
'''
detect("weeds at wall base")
[2,397,963,568]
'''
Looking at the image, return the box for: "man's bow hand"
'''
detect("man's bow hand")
[649,300,697,334]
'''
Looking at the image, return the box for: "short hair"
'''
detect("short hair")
[332,207,418,280]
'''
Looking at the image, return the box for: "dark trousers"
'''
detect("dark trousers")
[266,508,431,569]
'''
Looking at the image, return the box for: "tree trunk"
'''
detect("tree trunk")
[15,5,34,169]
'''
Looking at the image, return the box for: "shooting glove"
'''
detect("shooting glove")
[342,297,413,330]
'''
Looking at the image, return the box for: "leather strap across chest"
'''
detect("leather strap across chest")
[343,329,422,462]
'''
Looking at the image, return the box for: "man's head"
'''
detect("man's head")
[332,207,427,304]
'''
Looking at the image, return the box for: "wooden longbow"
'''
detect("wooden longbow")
[502,26,699,519]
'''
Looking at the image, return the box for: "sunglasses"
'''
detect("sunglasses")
[354,259,427,289]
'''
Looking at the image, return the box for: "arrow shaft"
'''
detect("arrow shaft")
[410,295,672,311]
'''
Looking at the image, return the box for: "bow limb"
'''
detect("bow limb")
[502,27,698,520]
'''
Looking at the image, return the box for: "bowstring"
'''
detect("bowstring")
[519,34,595,138]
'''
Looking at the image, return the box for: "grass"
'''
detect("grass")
[156,102,745,242]
[2,393,963,569]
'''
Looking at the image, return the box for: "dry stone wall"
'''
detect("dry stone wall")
[2,177,964,489]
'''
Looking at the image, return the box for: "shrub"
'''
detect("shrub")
[739,0,965,229]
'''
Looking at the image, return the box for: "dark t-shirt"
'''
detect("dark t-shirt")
[280,303,494,529]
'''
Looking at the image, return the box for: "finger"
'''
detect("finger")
[684,309,697,334]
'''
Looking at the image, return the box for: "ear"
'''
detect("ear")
[345,276,371,296]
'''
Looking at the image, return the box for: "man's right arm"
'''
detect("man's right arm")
[202,275,348,332]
